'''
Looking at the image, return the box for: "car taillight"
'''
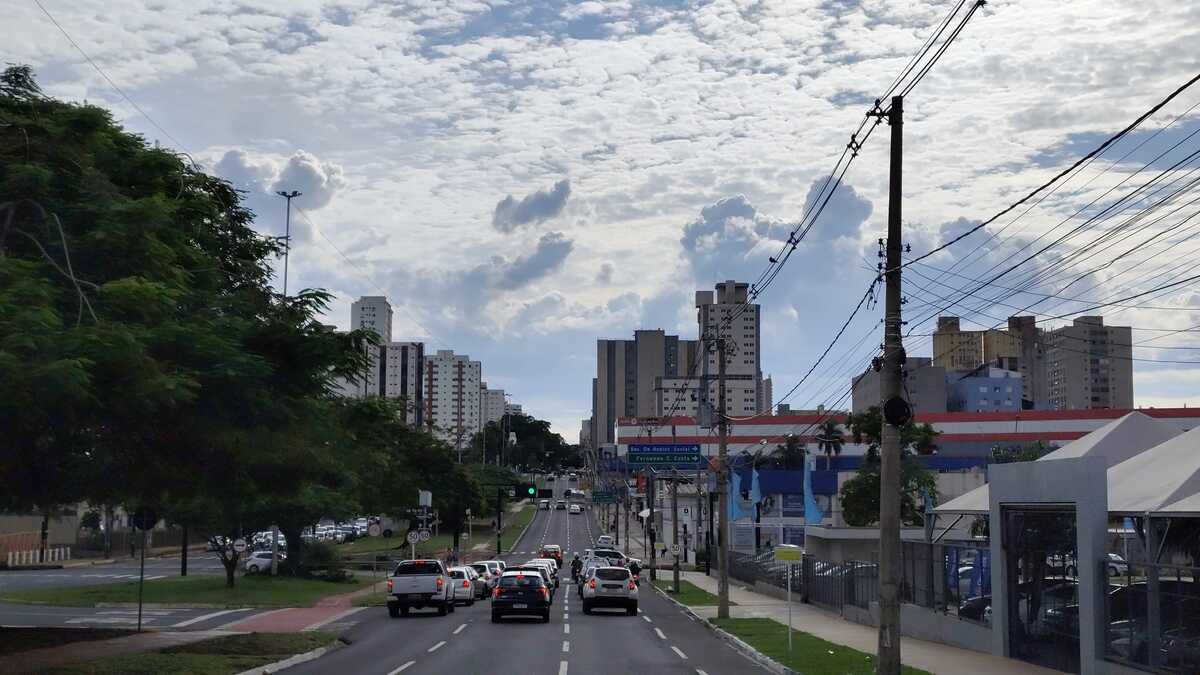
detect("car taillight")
[493,587,501,598]
[386,579,393,592]
[463,580,471,588]
[436,577,444,589]
[628,580,636,590]
[541,587,550,601]
[589,579,596,589]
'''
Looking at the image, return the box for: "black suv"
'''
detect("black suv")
[492,571,552,623]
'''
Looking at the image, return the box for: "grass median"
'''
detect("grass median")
[653,579,735,606]
[0,574,372,608]
[709,618,932,675]
[1,628,135,657]
[41,632,334,675]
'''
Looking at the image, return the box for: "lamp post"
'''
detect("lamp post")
[275,190,302,295]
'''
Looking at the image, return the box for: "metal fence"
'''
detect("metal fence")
[802,556,878,611]
[900,540,992,626]
[725,549,800,591]
[1103,560,1200,672]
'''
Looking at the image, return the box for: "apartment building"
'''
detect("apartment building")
[592,330,700,444]
[480,384,507,425]
[1046,316,1133,410]
[424,350,482,447]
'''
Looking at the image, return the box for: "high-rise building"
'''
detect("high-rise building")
[695,280,763,420]
[480,384,507,425]
[332,297,424,426]
[1046,316,1133,410]
[932,316,1020,372]
[505,402,523,416]
[851,357,948,415]
[592,330,699,444]
[761,375,774,415]
[424,350,482,447]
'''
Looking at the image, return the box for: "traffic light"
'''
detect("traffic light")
[521,483,537,497]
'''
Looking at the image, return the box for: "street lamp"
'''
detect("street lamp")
[275,190,302,295]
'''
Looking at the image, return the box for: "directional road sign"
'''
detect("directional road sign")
[626,444,702,467]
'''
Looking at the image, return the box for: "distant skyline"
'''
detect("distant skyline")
[9,0,1200,437]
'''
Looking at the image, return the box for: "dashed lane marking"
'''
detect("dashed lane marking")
[563,623,570,635]
[559,660,569,675]
[695,670,709,675]
[643,615,652,623]
[671,646,688,660]
[654,627,666,640]
[562,640,569,653]
[387,661,415,674]
[453,623,466,634]
[428,641,445,653]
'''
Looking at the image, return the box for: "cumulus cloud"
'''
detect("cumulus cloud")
[679,194,792,284]
[212,149,346,242]
[492,179,572,232]
[497,232,575,288]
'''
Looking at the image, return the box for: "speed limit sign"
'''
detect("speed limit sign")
[233,538,247,553]
[406,531,420,544]
[419,529,432,542]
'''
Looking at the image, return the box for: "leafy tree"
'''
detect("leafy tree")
[816,419,844,469]
[838,407,939,526]
[990,441,1055,464]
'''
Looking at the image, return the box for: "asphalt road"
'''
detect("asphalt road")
[284,479,769,675]
[0,601,273,631]
[0,555,225,592]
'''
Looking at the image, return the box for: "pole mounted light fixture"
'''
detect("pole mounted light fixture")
[276,190,302,295]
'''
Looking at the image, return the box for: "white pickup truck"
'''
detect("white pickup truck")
[386,559,453,617]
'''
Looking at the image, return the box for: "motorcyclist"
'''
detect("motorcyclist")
[570,553,583,583]
[628,558,642,584]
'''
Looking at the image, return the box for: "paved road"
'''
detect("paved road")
[0,555,225,592]
[284,479,769,675]
[0,601,274,631]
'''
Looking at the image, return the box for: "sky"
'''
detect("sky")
[8,0,1200,438]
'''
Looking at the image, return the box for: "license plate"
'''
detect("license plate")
[513,603,528,609]
[603,584,622,589]
[406,594,423,600]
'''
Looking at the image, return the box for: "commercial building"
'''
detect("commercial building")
[1046,316,1133,410]
[947,365,1022,413]
[480,384,506,425]
[423,350,482,447]
[851,357,948,415]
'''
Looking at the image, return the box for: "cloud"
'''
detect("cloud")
[272,150,347,210]
[492,179,572,232]
[212,149,346,242]
[497,231,575,288]
[596,261,615,284]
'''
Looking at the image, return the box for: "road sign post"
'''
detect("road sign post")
[773,544,803,659]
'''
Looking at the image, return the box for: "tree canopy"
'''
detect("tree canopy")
[838,407,939,527]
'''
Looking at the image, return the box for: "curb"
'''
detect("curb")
[233,639,342,675]
[649,583,799,675]
[96,602,232,609]
[62,558,116,568]
[507,506,537,554]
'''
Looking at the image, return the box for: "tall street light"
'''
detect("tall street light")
[275,190,302,295]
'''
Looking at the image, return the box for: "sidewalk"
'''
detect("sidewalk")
[677,571,1061,675]
[11,630,237,674]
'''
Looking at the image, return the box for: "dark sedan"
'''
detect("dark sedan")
[492,571,551,623]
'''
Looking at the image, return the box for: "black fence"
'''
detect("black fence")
[725,550,801,591]
[900,540,992,626]
[1103,560,1200,672]
[802,556,878,612]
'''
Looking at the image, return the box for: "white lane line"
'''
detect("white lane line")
[642,615,652,623]
[143,575,167,581]
[453,623,467,635]
[562,640,570,653]
[695,670,709,675]
[654,627,666,640]
[170,608,250,628]
[671,646,688,660]
[388,661,416,674]
[302,606,366,632]
[559,660,569,675]
[428,641,446,653]
[563,623,570,635]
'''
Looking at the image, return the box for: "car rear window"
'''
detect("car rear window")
[499,574,544,588]
[449,569,465,579]
[597,568,630,581]
[470,564,488,573]
[394,561,442,575]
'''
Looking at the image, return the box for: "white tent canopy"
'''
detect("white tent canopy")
[933,412,1183,515]
[1108,424,1200,515]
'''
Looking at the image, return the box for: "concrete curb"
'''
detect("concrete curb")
[649,583,799,675]
[62,558,116,568]
[232,639,342,675]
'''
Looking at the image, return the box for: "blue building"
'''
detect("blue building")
[948,366,1023,413]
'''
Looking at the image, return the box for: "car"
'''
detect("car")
[463,564,489,598]
[528,559,560,588]
[540,545,563,567]
[578,564,598,599]
[1106,553,1130,577]
[555,500,567,510]
[596,535,615,547]
[589,548,627,568]
[242,550,285,573]
[492,570,552,623]
[569,473,578,482]
[505,565,555,602]
[582,566,638,615]
[447,567,478,606]
[538,499,551,510]
[386,559,453,617]
[547,475,556,482]
[469,562,497,590]
[569,504,582,514]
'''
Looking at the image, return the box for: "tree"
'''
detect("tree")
[816,419,844,469]
[838,407,939,527]
[771,434,807,470]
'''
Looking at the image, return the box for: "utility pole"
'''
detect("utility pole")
[648,470,657,581]
[716,337,731,619]
[275,190,302,295]
[877,94,905,675]
[672,471,680,592]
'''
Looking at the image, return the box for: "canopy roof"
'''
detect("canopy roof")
[1108,424,1200,515]
[934,412,1182,515]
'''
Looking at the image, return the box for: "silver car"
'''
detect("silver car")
[447,567,477,606]
[581,566,638,615]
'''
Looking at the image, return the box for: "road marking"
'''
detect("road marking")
[563,623,570,634]
[453,623,466,634]
[559,660,569,675]
[388,661,416,674]
[654,627,666,640]
[695,671,708,675]
[428,641,445,653]
[171,608,250,628]
[143,575,167,581]
[303,606,365,632]
[671,646,688,659]
[562,640,569,653]
[643,615,652,623]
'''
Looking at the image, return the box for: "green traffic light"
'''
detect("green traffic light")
[526,486,536,495]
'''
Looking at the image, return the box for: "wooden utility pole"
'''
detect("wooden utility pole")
[672,471,681,591]
[877,94,905,674]
[716,337,731,619]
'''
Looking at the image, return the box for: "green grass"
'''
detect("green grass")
[500,502,536,541]
[42,632,334,675]
[654,579,735,606]
[0,628,135,656]
[0,573,372,608]
[710,618,932,675]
